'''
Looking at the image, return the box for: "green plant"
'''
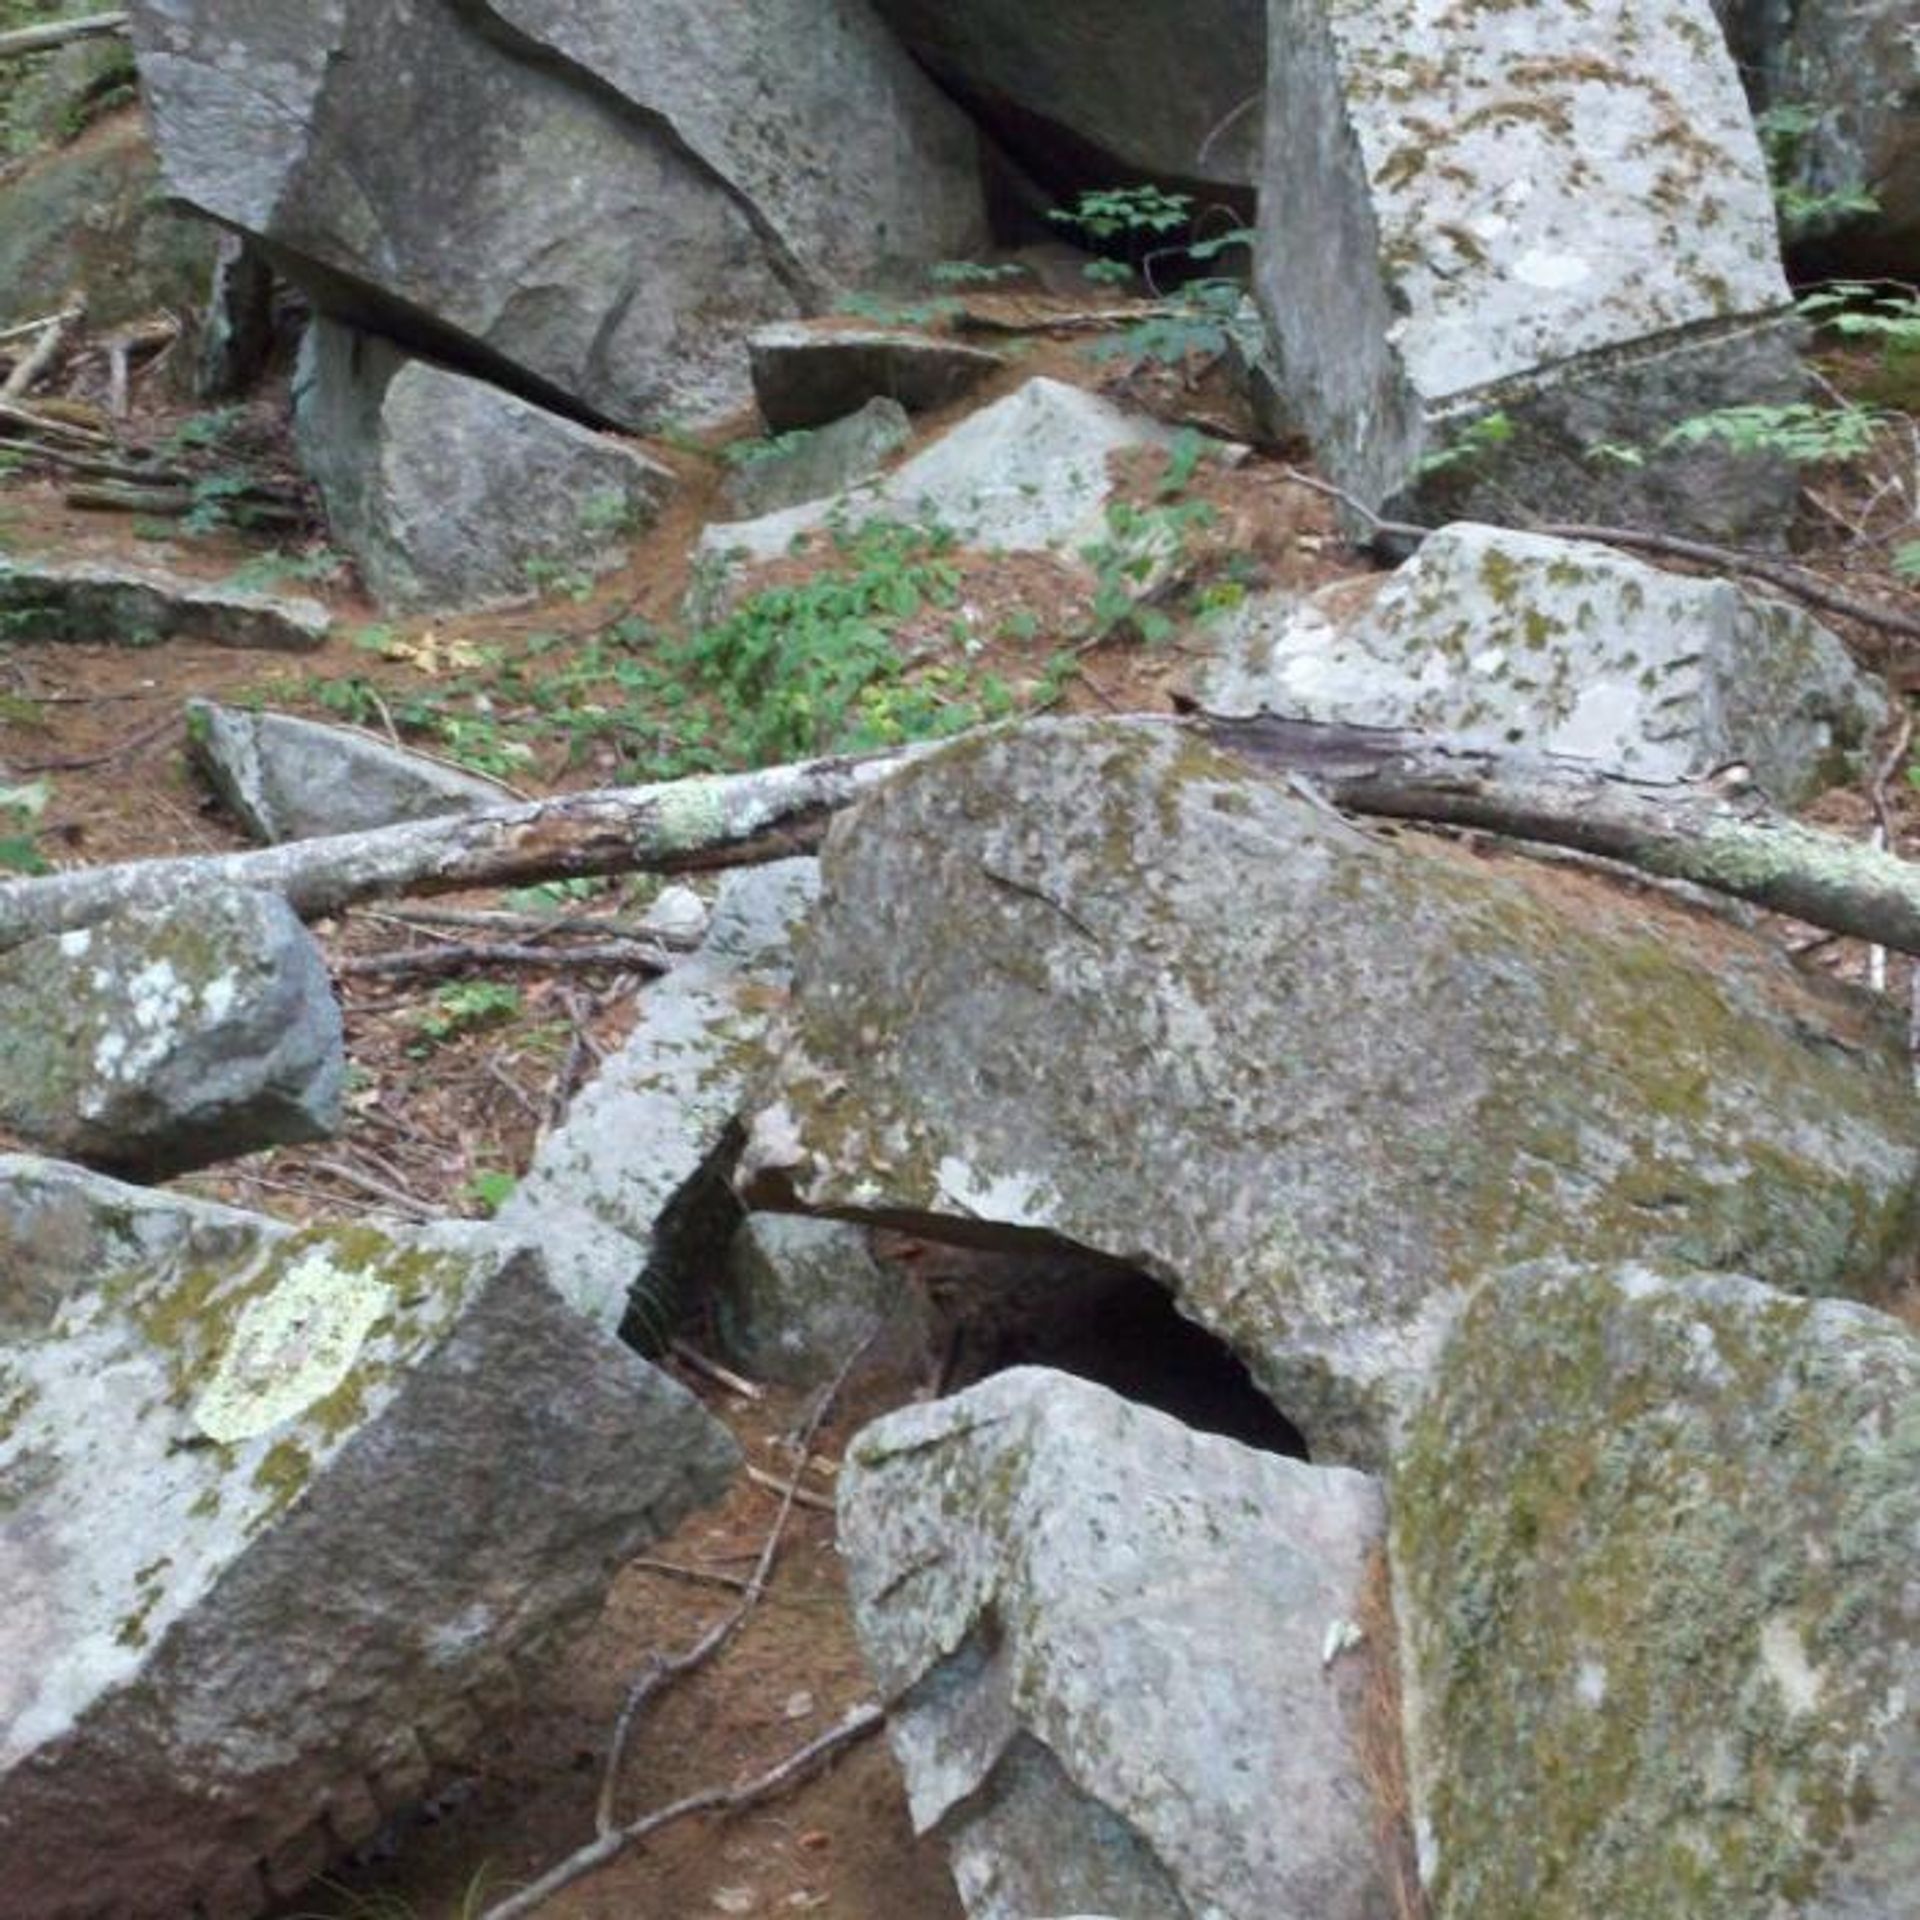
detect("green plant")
[0,778,50,875]
[522,555,597,603]
[928,260,1029,288]
[1050,185,1194,243]
[1080,496,1217,645]
[223,547,346,594]
[1414,409,1516,478]
[461,1168,518,1215]
[1797,281,1920,357]
[1756,104,1880,240]
[1657,400,1887,463]
[834,290,961,329]
[408,980,522,1054]
[577,487,637,537]
[720,426,818,470]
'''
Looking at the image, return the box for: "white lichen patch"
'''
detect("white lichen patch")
[55,929,91,959]
[933,1155,1059,1229]
[1759,1615,1824,1716]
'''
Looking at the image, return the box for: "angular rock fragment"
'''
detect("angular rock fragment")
[1191,522,1885,806]
[742,718,1920,1464]
[748,323,1004,433]
[840,1367,1400,1920]
[1257,0,1804,541]
[294,319,675,611]
[722,397,911,521]
[0,555,328,651]
[187,699,513,844]
[0,1155,739,1920]
[1393,1261,1920,1919]
[0,886,344,1178]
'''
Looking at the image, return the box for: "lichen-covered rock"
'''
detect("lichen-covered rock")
[128,0,986,427]
[839,1366,1400,1920]
[741,718,1919,1464]
[1392,1261,1920,1919]
[0,555,329,651]
[0,1155,739,1920]
[492,860,818,1332]
[1256,0,1803,542]
[293,319,675,611]
[748,323,1004,433]
[1192,523,1885,806]
[187,698,513,843]
[722,398,911,521]
[0,886,344,1178]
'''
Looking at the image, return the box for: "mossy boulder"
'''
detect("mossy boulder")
[1392,1260,1920,1918]
[742,718,1920,1466]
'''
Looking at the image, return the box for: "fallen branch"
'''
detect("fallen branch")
[0,744,928,952]
[0,11,127,59]
[337,938,674,982]
[0,308,76,400]
[0,308,82,348]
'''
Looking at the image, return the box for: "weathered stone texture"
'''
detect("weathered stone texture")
[748,323,1004,433]
[0,555,329,651]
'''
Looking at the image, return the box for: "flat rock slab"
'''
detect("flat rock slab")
[722,397,911,521]
[0,1155,739,1920]
[1256,0,1802,540]
[840,1366,1399,1920]
[1191,522,1885,806]
[748,323,1004,433]
[492,860,818,1333]
[0,885,344,1178]
[741,718,1920,1465]
[0,556,329,651]
[187,699,514,843]
[1394,1261,1920,1918]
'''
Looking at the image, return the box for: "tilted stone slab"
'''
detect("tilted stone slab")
[0,1155,739,1919]
[1393,1261,1920,1919]
[748,323,1004,433]
[0,555,328,651]
[840,1367,1399,1920]
[1191,522,1885,806]
[0,885,344,1178]
[741,718,1920,1465]
[722,397,911,521]
[1256,0,1803,541]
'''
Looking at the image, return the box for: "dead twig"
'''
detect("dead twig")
[337,939,673,982]
[744,1463,836,1513]
[1,308,77,400]
[632,1557,756,1595]
[669,1339,766,1402]
[0,11,127,60]
[13,709,177,774]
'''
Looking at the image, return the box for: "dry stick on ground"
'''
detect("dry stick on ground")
[0,310,76,401]
[0,308,81,349]
[0,11,126,59]
[337,938,674,982]
[13,709,179,775]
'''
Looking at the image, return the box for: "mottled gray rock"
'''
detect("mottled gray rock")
[869,0,1267,189]
[722,398,911,521]
[749,323,1004,433]
[840,1367,1400,1920]
[0,887,344,1178]
[128,0,986,427]
[0,1155,738,1920]
[493,860,818,1332]
[717,1213,930,1388]
[1256,0,1803,542]
[293,319,674,611]
[187,699,513,844]
[741,719,1920,1465]
[1394,1261,1920,1919]
[1192,523,1885,806]
[0,555,328,651]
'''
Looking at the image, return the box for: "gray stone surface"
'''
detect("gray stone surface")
[493,860,818,1332]
[0,1155,738,1920]
[187,699,514,844]
[0,886,345,1178]
[748,323,1004,433]
[293,319,675,611]
[741,718,1920,1465]
[840,1367,1399,1920]
[1191,522,1885,806]
[128,0,986,428]
[722,398,911,521]
[1256,0,1804,542]
[1394,1261,1920,1919]
[0,555,328,651]
[717,1213,930,1388]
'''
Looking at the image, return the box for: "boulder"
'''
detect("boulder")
[0,1155,738,1920]
[492,860,818,1334]
[127,0,987,427]
[722,397,912,521]
[292,318,675,611]
[0,555,328,651]
[748,323,1004,433]
[1256,0,1804,543]
[0,886,344,1178]
[840,1366,1401,1920]
[1191,522,1885,806]
[740,719,1920,1465]
[1393,1261,1920,1918]
[187,699,514,844]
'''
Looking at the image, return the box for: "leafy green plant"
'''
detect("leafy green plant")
[928,260,1029,288]
[834,290,961,329]
[1657,400,1887,463]
[720,426,818,470]
[1756,104,1880,240]
[223,547,346,594]
[0,778,50,875]
[522,555,597,603]
[408,980,522,1054]
[1414,409,1516,478]
[1050,185,1194,243]
[461,1168,518,1215]
[1797,281,1920,358]
[1080,496,1217,645]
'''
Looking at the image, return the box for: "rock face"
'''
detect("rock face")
[492,861,818,1333]
[0,555,329,651]
[722,398,912,520]
[1256,0,1802,542]
[293,318,676,611]
[869,0,1267,189]
[0,1155,739,1920]
[1191,523,1885,806]
[0,887,345,1178]
[741,719,1920,1464]
[127,0,986,427]
[839,1367,1400,1920]
[1393,1261,1920,1919]
[748,323,1004,433]
[187,699,513,843]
